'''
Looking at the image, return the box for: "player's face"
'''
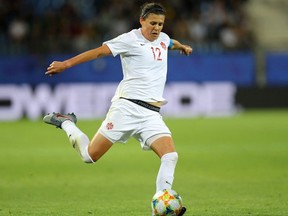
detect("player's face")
[140,13,165,41]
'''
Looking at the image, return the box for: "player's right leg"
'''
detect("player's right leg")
[43,112,113,163]
[87,131,113,162]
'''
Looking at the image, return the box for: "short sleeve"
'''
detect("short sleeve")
[103,33,132,57]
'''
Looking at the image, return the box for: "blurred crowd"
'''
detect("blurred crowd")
[0,0,254,55]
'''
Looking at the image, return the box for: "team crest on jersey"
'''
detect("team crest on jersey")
[106,122,114,130]
[160,42,167,50]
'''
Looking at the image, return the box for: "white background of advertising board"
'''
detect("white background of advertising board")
[0,82,237,121]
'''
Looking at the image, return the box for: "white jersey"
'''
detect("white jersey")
[103,28,170,104]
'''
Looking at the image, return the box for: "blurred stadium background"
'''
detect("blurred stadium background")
[0,0,288,120]
[1,1,288,215]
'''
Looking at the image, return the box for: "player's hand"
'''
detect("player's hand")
[180,45,192,56]
[45,61,68,76]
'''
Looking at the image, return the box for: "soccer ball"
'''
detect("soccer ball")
[151,189,183,216]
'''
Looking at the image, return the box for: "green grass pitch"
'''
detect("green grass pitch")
[1,110,288,216]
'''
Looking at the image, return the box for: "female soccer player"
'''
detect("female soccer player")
[44,2,191,215]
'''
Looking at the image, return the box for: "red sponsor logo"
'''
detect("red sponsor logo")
[160,42,166,50]
[106,122,114,130]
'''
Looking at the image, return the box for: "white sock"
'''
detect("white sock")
[156,152,178,192]
[61,120,94,163]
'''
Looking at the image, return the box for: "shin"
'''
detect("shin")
[61,121,94,163]
[156,152,178,192]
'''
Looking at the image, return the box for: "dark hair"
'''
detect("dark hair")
[140,2,166,19]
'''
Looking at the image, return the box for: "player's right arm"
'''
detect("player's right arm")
[45,44,112,76]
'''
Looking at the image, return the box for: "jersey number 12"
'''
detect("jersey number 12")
[151,47,162,61]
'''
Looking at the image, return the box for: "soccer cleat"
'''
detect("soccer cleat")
[178,207,187,216]
[43,112,77,128]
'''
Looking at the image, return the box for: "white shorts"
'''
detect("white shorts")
[98,98,171,150]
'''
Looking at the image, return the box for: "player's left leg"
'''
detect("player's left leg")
[149,135,178,192]
[150,135,187,215]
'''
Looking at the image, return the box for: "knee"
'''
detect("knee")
[82,157,95,164]
[85,150,102,163]
[81,146,95,164]
[161,152,178,163]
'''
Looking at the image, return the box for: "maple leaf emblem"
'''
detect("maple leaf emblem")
[160,42,166,50]
[106,122,114,130]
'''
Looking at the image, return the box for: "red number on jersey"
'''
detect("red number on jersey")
[151,47,162,61]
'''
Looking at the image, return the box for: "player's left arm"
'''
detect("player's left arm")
[169,39,192,56]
